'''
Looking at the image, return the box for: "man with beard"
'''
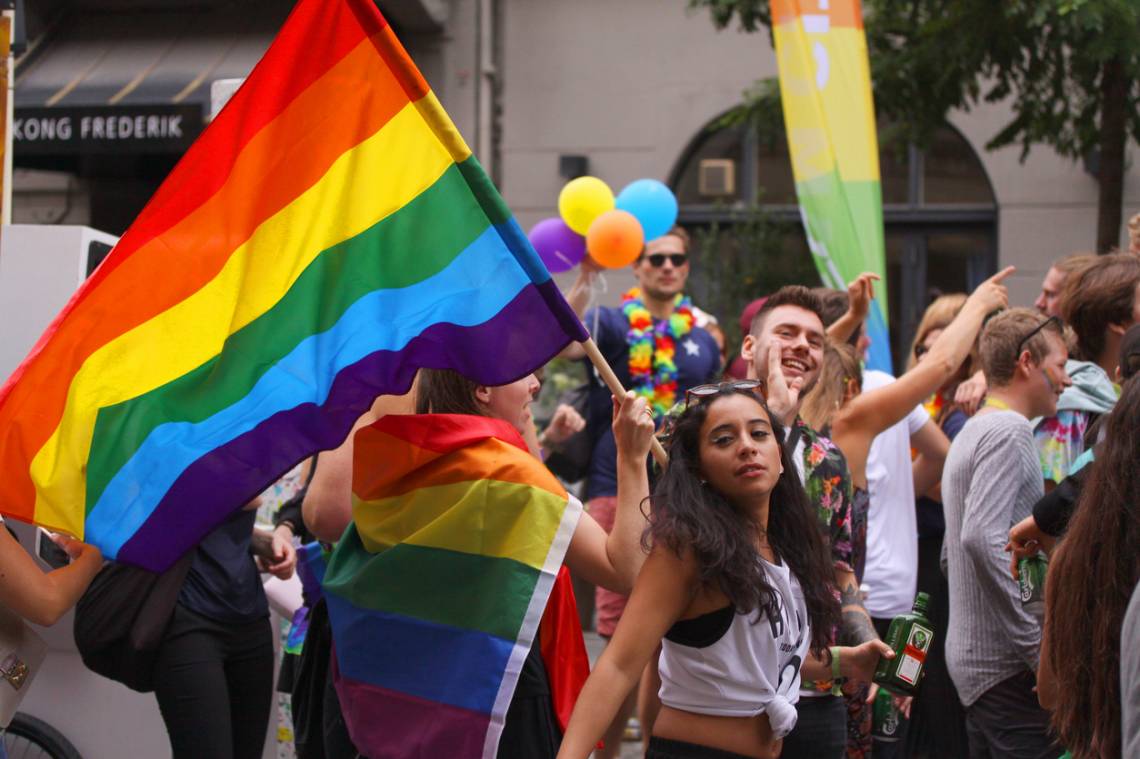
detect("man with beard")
[740,286,881,759]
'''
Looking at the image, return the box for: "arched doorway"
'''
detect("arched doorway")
[670,114,998,372]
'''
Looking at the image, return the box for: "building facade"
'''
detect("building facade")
[13,0,1140,361]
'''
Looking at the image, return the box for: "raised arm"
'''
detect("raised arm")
[557,545,697,759]
[911,420,950,497]
[826,272,879,345]
[563,391,653,593]
[840,267,1012,441]
[555,261,600,360]
[302,391,415,543]
[0,527,102,627]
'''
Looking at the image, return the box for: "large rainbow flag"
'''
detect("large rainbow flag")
[0,0,586,570]
[772,0,891,371]
[323,413,585,758]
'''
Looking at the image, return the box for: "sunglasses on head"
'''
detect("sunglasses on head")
[1015,315,1062,359]
[646,253,688,268]
[684,379,766,408]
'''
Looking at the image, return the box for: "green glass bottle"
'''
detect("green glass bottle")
[871,687,902,743]
[873,592,934,696]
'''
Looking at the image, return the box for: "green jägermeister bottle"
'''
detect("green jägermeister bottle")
[873,592,934,696]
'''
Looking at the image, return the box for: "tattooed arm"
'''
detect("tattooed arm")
[837,567,878,646]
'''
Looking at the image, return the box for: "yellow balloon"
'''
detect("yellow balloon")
[558,176,615,235]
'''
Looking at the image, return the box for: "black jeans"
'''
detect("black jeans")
[646,736,755,758]
[964,671,1058,759]
[153,604,275,759]
[777,695,845,759]
[907,534,969,758]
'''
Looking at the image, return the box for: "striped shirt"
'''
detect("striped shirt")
[942,410,1043,707]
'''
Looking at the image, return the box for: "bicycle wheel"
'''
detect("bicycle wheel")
[4,713,82,759]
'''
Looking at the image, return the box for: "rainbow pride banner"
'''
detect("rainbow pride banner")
[323,413,583,759]
[772,0,890,371]
[0,0,586,570]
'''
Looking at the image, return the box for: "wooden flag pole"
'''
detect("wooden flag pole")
[579,337,669,467]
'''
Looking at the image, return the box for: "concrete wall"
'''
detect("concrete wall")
[493,0,1140,309]
[949,101,1140,305]
[499,0,769,227]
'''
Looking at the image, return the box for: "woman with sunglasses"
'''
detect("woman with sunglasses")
[557,382,894,759]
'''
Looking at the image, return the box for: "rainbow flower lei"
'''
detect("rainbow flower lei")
[622,287,695,417]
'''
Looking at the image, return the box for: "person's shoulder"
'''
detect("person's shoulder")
[966,411,1035,453]
[584,304,625,328]
[583,305,629,352]
[861,369,896,391]
[941,408,968,440]
[796,418,849,462]
[680,325,721,367]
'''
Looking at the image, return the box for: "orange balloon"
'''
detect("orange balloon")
[586,210,645,269]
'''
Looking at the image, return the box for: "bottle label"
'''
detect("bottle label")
[872,690,900,742]
[1018,556,1047,610]
[896,624,933,685]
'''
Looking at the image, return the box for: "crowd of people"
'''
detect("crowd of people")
[5,221,1140,759]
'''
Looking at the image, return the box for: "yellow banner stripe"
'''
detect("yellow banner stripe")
[774,23,878,184]
[353,479,567,571]
[31,95,467,527]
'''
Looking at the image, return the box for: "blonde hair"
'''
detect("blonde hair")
[906,294,968,372]
[979,308,1064,386]
[801,342,863,432]
[1054,252,1098,278]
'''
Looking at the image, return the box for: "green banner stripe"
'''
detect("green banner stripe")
[323,527,540,642]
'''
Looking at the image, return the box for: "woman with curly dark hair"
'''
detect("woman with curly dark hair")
[557,383,892,759]
[1037,374,1140,758]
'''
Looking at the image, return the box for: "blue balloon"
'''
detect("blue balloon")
[615,179,679,241]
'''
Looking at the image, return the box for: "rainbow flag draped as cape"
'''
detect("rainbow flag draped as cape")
[323,413,584,759]
[0,0,586,570]
[772,0,890,372]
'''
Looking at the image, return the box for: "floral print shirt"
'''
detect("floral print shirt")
[795,417,855,575]
[792,418,856,696]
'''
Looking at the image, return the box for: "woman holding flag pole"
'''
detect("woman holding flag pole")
[308,368,656,759]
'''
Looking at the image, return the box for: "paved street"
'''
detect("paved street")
[584,632,644,759]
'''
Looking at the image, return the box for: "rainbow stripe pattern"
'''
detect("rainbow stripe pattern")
[323,413,582,759]
[772,0,890,371]
[0,0,586,570]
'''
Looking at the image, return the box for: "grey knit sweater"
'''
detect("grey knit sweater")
[942,410,1043,707]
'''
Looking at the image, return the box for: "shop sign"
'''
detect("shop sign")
[13,105,203,155]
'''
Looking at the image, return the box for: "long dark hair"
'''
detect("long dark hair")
[1043,375,1140,758]
[648,387,840,654]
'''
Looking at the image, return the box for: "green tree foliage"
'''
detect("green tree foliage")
[689,0,1140,251]
[690,204,819,355]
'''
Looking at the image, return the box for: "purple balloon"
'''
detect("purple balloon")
[528,217,587,273]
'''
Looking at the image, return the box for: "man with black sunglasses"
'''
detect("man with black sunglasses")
[560,225,721,756]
